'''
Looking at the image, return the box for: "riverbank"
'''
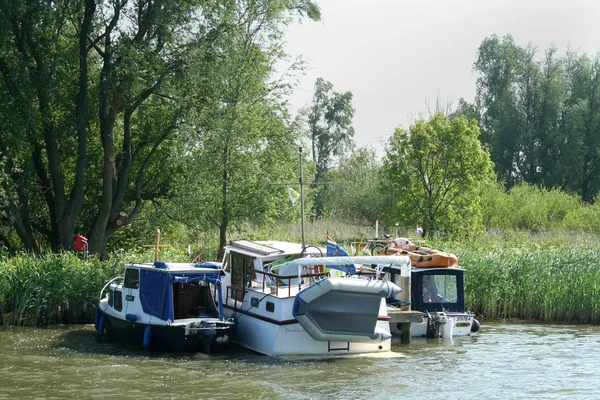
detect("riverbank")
[1,230,599,326]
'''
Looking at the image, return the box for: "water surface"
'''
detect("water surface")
[0,323,598,399]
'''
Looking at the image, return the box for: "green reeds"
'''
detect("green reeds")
[1,228,598,326]
[451,233,600,324]
[0,253,122,326]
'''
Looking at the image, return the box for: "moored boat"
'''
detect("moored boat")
[95,261,234,353]
[360,237,479,338]
[389,265,480,338]
[218,239,406,357]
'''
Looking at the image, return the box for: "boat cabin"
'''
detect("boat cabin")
[105,262,225,322]
[410,267,466,314]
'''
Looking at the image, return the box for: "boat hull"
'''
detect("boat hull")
[390,313,477,338]
[98,309,233,353]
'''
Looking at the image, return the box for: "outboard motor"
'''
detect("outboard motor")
[426,311,449,338]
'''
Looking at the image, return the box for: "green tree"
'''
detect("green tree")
[383,114,495,237]
[562,51,600,203]
[0,0,213,256]
[474,35,529,188]
[306,78,355,217]
[166,0,320,250]
[320,147,385,224]
[0,0,319,256]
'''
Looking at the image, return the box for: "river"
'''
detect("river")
[0,323,598,399]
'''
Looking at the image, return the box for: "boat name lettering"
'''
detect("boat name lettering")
[455,316,471,322]
[126,295,135,301]
[285,327,306,333]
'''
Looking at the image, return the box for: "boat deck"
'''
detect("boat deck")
[386,307,423,323]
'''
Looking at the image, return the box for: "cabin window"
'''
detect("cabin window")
[108,288,114,307]
[223,254,231,272]
[124,268,139,289]
[113,290,123,311]
[266,302,275,313]
[423,274,458,303]
[251,297,259,308]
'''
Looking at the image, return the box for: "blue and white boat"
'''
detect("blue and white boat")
[95,261,234,353]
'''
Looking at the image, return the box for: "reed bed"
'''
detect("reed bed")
[1,227,598,326]
[447,233,600,324]
[0,253,122,326]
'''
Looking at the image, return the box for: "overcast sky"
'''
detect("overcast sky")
[283,0,600,151]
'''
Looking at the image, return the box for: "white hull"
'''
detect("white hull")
[225,306,392,356]
[391,313,476,338]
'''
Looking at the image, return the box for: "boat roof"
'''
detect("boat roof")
[225,240,325,259]
[129,261,223,274]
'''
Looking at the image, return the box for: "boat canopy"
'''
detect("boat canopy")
[139,268,223,321]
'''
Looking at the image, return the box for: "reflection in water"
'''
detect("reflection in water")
[0,323,599,399]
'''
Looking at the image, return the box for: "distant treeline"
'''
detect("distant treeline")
[471,34,600,203]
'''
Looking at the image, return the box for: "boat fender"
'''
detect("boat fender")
[126,313,137,322]
[97,314,105,338]
[143,325,151,350]
[374,327,392,342]
[471,318,481,333]
[94,308,100,331]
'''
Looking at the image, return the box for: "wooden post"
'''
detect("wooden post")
[354,233,365,256]
[143,229,169,261]
[400,262,411,311]
[399,322,411,344]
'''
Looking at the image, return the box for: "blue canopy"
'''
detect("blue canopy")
[139,269,222,321]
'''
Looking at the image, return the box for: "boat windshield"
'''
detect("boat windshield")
[412,269,465,313]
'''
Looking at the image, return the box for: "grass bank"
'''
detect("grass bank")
[1,226,598,326]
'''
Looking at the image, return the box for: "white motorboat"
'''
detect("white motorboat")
[95,261,234,353]
[388,266,481,338]
[218,240,405,356]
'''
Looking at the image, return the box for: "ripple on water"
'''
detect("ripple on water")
[0,323,600,399]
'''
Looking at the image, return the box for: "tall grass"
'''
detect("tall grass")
[1,225,598,326]
[444,232,600,324]
[0,253,122,326]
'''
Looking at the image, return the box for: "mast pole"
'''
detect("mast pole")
[299,146,306,249]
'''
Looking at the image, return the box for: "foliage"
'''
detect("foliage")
[305,77,355,216]
[481,182,600,233]
[319,147,387,224]
[383,114,495,238]
[0,252,122,326]
[163,0,318,250]
[474,35,600,203]
[0,0,320,257]
[450,232,600,324]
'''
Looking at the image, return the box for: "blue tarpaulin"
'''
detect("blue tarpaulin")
[139,269,222,321]
[140,269,174,321]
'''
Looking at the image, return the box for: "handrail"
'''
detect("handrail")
[252,269,330,298]
[98,276,123,302]
[223,269,330,304]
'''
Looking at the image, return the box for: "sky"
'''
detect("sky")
[283,0,600,151]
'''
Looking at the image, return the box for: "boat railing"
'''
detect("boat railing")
[251,269,330,298]
[98,276,123,303]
